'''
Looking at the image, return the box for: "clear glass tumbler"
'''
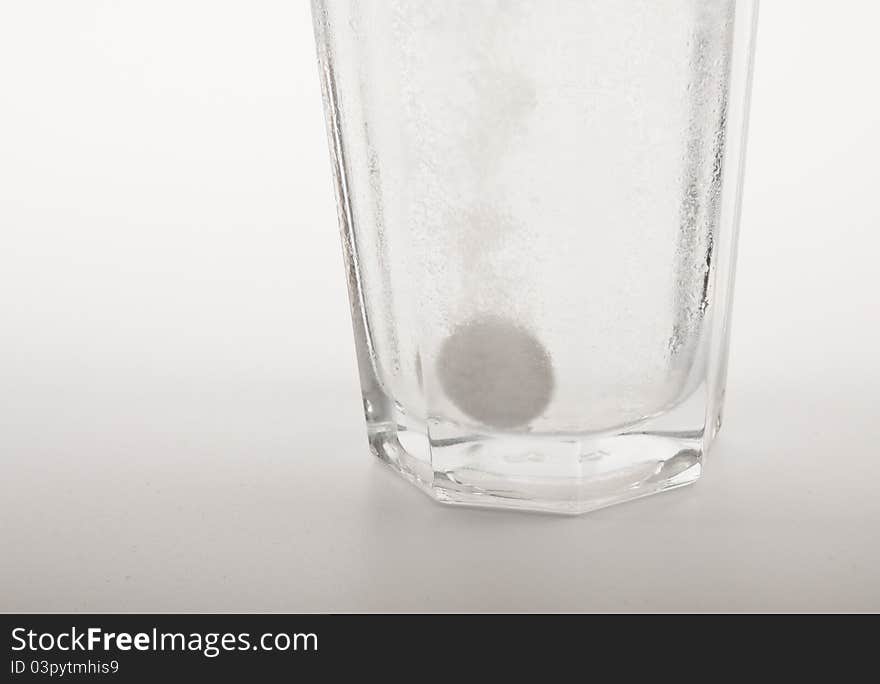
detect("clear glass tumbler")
[311,0,759,514]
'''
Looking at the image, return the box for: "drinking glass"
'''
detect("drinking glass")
[311,0,759,513]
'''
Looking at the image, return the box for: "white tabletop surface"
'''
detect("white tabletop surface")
[2,1,879,612]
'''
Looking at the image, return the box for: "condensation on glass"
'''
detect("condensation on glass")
[312,0,759,513]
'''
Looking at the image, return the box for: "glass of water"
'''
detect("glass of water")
[311,0,759,514]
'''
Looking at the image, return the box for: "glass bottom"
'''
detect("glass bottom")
[366,388,715,515]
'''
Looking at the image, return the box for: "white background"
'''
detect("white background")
[1,1,878,611]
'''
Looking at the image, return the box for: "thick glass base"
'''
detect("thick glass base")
[367,394,710,515]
